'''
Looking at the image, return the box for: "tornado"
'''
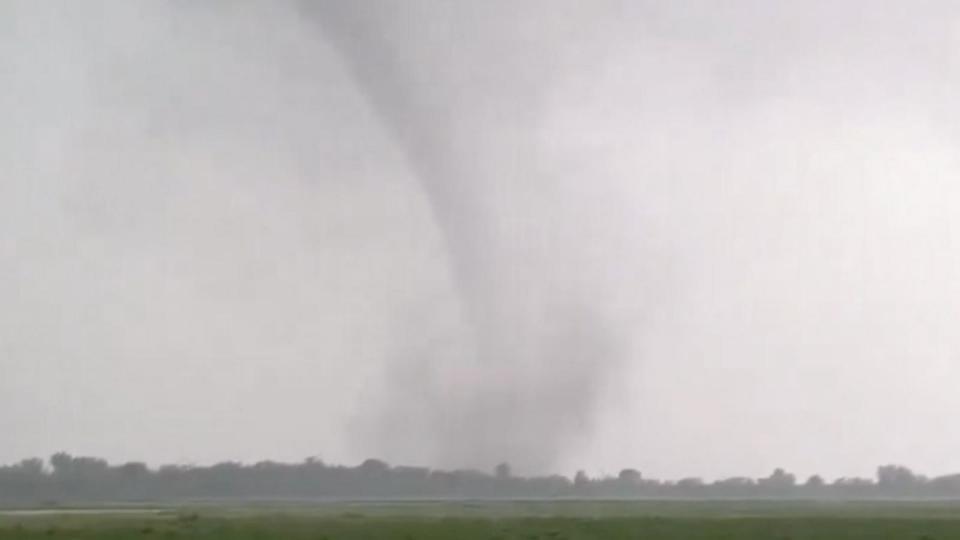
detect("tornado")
[303,1,618,473]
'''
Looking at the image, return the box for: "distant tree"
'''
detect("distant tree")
[359,458,390,475]
[929,474,960,496]
[805,475,825,489]
[715,476,754,487]
[877,465,919,491]
[760,468,796,491]
[16,458,45,476]
[677,477,704,488]
[120,462,149,478]
[617,468,642,485]
[574,470,590,489]
[6,453,960,502]
[394,466,429,479]
[49,452,73,476]
[832,476,875,497]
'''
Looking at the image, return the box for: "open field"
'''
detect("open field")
[3,500,960,539]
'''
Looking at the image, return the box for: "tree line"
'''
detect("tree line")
[1,455,958,505]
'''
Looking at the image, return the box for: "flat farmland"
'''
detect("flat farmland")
[3,500,960,539]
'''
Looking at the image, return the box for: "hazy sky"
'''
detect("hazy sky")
[3,1,960,481]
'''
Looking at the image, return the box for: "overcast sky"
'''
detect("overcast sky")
[3,1,960,481]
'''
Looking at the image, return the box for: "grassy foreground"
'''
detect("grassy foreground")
[3,500,960,539]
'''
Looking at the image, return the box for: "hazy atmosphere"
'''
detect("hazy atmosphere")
[3,0,960,482]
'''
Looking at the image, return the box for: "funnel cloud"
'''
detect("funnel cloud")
[304,2,630,473]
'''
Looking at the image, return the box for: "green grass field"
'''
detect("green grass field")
[3,500,960,539]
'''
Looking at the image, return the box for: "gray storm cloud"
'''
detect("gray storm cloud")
[3,1,960,480]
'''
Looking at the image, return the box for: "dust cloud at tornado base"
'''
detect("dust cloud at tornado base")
[3,1,960,479]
